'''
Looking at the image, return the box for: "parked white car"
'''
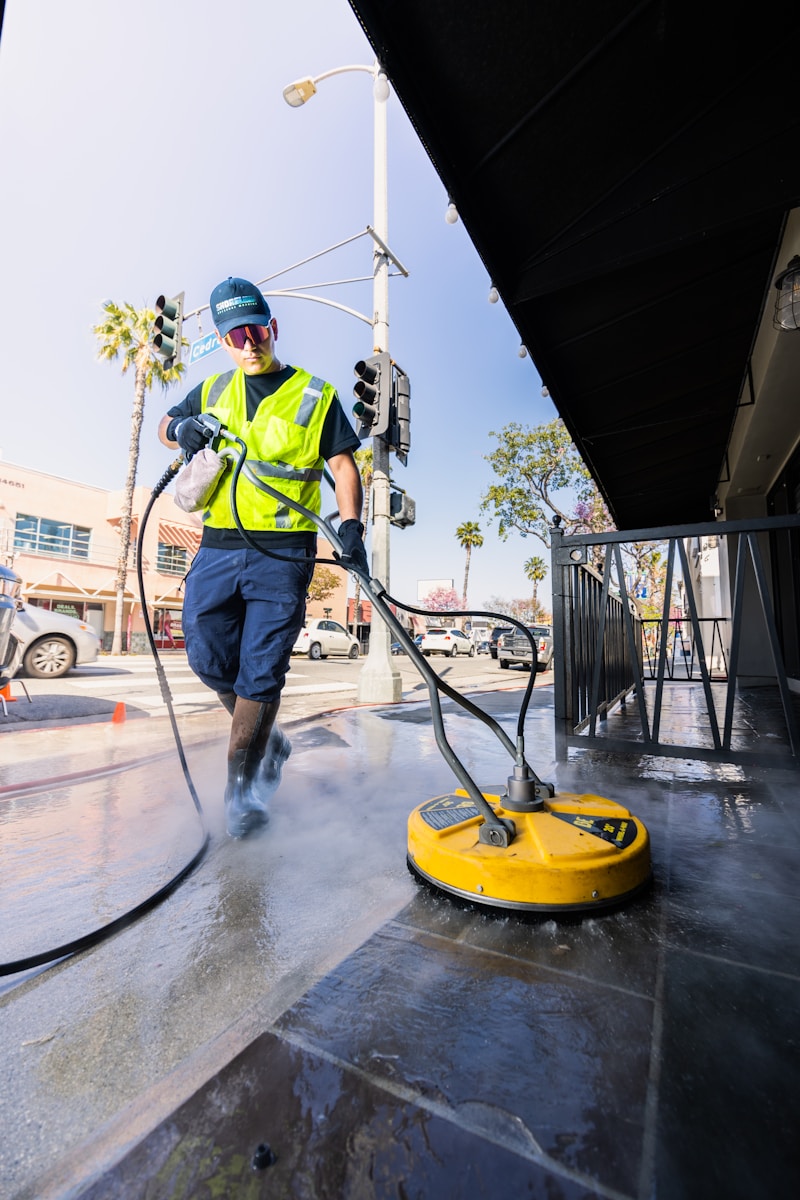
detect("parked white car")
[293,618,360,660]
[12,601,102,678]
[420,627,475,657]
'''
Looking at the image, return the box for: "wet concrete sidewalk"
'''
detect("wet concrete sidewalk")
[1,684,799,1199]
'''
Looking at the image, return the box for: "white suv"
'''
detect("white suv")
[420,627,475,657]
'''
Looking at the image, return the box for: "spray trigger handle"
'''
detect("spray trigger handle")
[196,413,223,447]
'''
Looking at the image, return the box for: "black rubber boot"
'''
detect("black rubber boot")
[260,724,292,792]
[224,748,269,838]
[217,691,237,716]
[224,700,290,838]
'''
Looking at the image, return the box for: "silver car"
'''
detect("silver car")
[12,602,102,678]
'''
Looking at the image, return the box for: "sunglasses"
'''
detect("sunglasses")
[222,323,271,350]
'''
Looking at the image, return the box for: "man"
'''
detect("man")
[158,276,368,838]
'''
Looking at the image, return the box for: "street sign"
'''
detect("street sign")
[189,332,221,365]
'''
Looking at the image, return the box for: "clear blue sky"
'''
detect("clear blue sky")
[0,0,557,612]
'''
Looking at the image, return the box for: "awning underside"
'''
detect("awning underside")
[348,0,800,527]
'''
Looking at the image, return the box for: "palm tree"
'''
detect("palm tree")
[349,446,373,635]
[94,301,185,654]
[523,555,547,620]
[455,521,484,609]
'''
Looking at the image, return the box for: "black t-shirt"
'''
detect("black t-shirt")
[167,365,360,550]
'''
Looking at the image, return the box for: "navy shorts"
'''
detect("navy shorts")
[182,545,315,703]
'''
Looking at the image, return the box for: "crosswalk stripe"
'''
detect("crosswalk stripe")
[71,669,309,690]
[109,681,358,710]
[283,682,357,695]
[123,691,225,707]
[70,674,196,690]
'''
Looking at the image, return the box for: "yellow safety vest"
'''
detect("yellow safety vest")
[200,367,335,532]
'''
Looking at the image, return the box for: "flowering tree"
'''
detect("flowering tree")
[421,585,462,614]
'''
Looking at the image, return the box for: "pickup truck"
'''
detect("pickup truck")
[497,624,554,672]
[488,625,513,659]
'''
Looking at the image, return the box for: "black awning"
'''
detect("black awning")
[348,0,800,527]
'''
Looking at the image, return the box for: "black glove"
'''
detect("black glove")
[174,416,212,461]
[337,519,369,575]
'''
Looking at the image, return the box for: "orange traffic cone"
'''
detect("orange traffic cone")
[112,701,126,724]
[0,683,17,703]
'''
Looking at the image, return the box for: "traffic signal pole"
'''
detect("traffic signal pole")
[357,66,402,703]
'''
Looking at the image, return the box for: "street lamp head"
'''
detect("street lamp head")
[774,255,800,330]
[282,77,317,107]
[374,71,390,102]
[445,201,459,225]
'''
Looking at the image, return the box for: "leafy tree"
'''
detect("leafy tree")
[455,520,483,608]
[623,542,668,619]
[483,595,517,620]
[349,446,373,632]
[483,416,669,626]
[483,594,551,625]
[307,565,340,604]
[505,598,532,624]
[94,300,185,654]
[481,417,612,550]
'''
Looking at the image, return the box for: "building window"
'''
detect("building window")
[14,514,90,559]
[157,543,188,575]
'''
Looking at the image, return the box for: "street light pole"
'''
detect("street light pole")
[358,61,402,702]
[283,62,402,702]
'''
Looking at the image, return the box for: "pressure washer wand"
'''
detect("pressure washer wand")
[212,451,513,844]
[212,441,532,844]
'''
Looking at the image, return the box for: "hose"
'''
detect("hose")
[1,439,546,975]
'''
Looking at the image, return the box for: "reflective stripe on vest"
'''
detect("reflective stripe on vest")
[295,376,325,427]
[199,367,335,532]
[205,370,236,410]
[248,460,324,482]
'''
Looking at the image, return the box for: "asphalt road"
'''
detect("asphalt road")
[2,649,547,729]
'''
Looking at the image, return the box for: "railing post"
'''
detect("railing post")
[551,518,569,761]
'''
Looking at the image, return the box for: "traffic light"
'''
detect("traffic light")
[353,352,391,439]
[390,487,416,528]
[392,369,411,465]
[153,292,185,368]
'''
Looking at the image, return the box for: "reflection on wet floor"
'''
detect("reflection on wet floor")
[2,688,799,1199]
[1,761,205,965]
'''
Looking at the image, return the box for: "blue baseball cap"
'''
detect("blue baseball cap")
[210,277,272,336]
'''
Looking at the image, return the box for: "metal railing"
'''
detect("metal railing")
[640,617,729,681]
[551,515,800,766]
